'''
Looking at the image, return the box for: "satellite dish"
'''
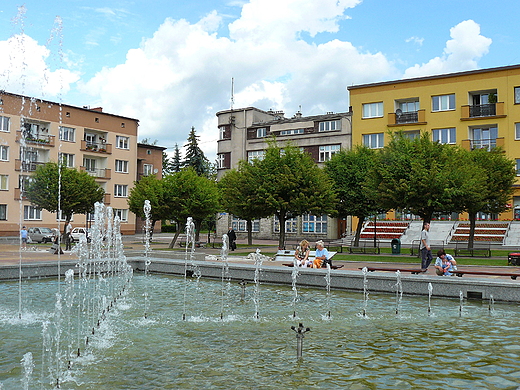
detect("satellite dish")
[395,108,402,117]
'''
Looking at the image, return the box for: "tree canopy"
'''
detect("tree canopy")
[25,162,105,227]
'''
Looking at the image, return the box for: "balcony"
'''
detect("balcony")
[16,131,55,147]
[81,140,112,154]
[80,166,112,179]
[15,159,45,172]
[461,137,505,151]
[14,188,26,200]
[103,193,111,205]
[461,102,505,120]
[388,109,426,127]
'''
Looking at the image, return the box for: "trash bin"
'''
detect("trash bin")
[391,238,401,255]
[508,253,520,266]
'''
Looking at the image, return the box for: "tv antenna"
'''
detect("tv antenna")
[230,77,234,110]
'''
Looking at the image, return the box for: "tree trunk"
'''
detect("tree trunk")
[353,215,365,247]
[194,219,202,242]
[168,223,181,249]
[278,212,286,249]
[247,219,253,246]
[468,212,477,249]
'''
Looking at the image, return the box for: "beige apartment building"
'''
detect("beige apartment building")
[348,64,520,221]
[0,91,140,236]
[215,107,352,241]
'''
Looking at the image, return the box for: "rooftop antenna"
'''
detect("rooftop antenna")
[230,77,234,110]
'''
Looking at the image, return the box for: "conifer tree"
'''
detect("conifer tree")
[183,127,210,177]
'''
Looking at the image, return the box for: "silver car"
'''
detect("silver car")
[27,227,57,243]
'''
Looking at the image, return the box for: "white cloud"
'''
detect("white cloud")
[0,34,80,97]
[406,36,424,46]
[403,20,491,78]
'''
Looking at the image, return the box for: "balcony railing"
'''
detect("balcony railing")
[16,131,55,147]
[15,159,45,172]
[470,138,497,151]
[470,103,496,117]
[395,111,418,124]
[80,166,111,179]
[81,140,112,154]
[388,109,426,126]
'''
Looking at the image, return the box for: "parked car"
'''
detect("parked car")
[70,227,91,243]
[27,227,57,243]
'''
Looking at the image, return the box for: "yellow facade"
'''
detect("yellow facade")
[348,64,520,220]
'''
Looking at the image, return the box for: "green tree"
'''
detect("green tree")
[183,127,210,177]
[163,168,220,247]
[255,141,337,248]
[370,131,463,222]
[163,143,182,175]
[325,146,381,246]
[219,161,266,245]
[25,162,105,232]
[127,174,169,238]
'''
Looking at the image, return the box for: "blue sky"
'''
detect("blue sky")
[1,0,520,160]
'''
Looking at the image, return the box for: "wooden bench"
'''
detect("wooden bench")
[275,250,341,269]
[361,266,424,275]
[450,268,519,280]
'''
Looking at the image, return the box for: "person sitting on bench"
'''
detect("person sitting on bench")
[313,240,330,268]
[294,239,311,267]
[434,249,457,276]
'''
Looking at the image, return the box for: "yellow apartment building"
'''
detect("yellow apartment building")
[348,64,520,221]
[0,91,140,236]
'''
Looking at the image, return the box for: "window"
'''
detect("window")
[113,209,128,222]
[363,133,384,149]
[59,126,75,142]
[0,174,7,190]
[319,120,341,132]
[516,159,520,176]
[0,145,8,161]
[143,164,153,176]
[84,158,96,172]
[515,87,520,104]
[471,126,498,150]
[232,215,259,232]
[116,136,129,149]
[280,129,304,135]
[302,214,327,233]
[0,116,9,132]
[0,205,6,220]
[59,153,74,167]
[114,184,128,197]
[515,123,520,140]
[217,154,225,169]
[24,205,41,220]
[398,100,419,112]
[432,128,456,144]
[362,102,383,118]
[432,94,455,111]
[403,130,420,140]
[219,127,226,140]
[247,150,265,163]
[115,160,129,173]
[273,215,297,233]
[256,128,267,138]
[319,145,340,162]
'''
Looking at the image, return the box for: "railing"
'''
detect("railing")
[15,159,45,172]
[80,167,111,179]
[395,111,418,124]
[470,138,497,151]
[16,131,55,147]
[470,103,496,118]
[81,140,112,154]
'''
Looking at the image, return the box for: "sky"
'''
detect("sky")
[1,0,520,162]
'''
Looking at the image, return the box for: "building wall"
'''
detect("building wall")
[348,64,520,221]
[0,92,139,236]
[215,107,353,240]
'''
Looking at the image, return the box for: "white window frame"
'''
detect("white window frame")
[319,144,340,162]
[302,214,328,234]
[116,135,129,149]
[59,126,75,142]
[143,164,153,176]
[232,215,259,232]
[363,133,384,149]
[0,204,6,220]
[256,128,267,138]
[432,94,455,112]
[280,129,304,135]
[0,174,8,190]
[83,158,96,172]
[59,153,75,167]
[362,102,383,118]
[273,215,297,233]
[219,127,226,140]
[115,159,129,173]
[217,154,226,169]
[247,150,265,163]
[0,145,8,161]
[432,128,456,144]
[319,120,341,132]
[515,123,520,140]
[516,159,520,176]
[114,184,128,197]
[113,209,128,222]
[0,116,10,132]
[24,205,41,220]
[515,87,520,104]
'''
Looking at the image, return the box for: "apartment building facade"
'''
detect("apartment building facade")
[348,64,520,221]
[0,91,140,236]
[216,107,352,240]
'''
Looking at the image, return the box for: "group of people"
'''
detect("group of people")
[420,221,457,276]
[294,239,331,268]
[19,222,73,252]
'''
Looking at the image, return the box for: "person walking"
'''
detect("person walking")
[420,221,432,272]
[227,226,237,251]
[20,226,28,250]
[65,222,73,251]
